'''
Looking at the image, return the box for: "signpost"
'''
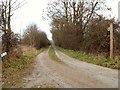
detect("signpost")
[1,52,7,61]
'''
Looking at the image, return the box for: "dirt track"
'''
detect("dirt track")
[23,49,118,88]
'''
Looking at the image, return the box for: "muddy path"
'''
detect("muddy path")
[23,49,118,88]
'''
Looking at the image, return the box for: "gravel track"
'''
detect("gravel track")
[23,49,118,88]
[55,49,118,88]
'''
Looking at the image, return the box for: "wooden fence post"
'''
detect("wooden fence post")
[110,23,113,59]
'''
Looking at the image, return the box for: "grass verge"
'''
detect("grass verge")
[2,47,45,88]
[49,46,64,64]
[59,47,120,69]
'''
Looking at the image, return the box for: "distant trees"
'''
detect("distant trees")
[22,24,50,49]
[47,0,120,56]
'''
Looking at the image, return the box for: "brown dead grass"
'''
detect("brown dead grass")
[8,45,37,61]
[9,46,23,61]
[2,45,42,88]
[21,45,37,52]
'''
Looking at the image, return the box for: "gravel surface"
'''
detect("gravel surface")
[23,49,118,88]
[55,49,118,88]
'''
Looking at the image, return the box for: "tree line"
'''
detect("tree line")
[21,24,50,49]
[47,0,120,57]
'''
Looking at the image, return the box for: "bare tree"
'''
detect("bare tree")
[47,0,111,32]
[0,0,26,54]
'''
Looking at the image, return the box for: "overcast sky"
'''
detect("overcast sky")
[11,0,120,40]
[11,0,52,40]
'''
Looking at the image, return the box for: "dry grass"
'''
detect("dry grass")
[2,45,44,88]
[21,45,37,52]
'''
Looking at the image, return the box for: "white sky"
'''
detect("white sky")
[11,0,120,40]
[11,0,52,40]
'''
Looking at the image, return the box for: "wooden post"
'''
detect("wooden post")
[110,23,113,59]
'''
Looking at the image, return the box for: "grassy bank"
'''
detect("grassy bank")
[59,47,120,69]
[2,46,45,88]
[49,46,64,64]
